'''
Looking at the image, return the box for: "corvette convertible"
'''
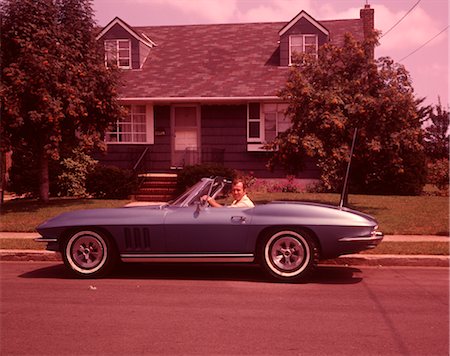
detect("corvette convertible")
[36,176,383,282]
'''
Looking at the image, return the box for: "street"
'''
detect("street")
[1,262,449,355]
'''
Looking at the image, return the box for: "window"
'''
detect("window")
[247,103,261,142]
[106,105,152,144]
[263,103,290,143]
[105,39,131,68]
[247,103,290,151]
[289,34,318,64]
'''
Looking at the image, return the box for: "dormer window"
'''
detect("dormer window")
[105,39,131,69]
[289,34,318,64]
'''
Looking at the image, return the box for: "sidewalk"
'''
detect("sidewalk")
[0,232,448,267]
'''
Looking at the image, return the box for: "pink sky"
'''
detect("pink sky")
[92,0,449,108]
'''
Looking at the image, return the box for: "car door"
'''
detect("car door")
[163,205,252,253]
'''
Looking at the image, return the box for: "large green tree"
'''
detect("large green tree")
[1,0,122,201]
[267,33,427,195]
[423,98,449,160]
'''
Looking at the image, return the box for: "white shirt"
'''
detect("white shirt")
[230,194,255,208]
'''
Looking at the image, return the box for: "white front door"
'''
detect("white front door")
[171,106,200,167]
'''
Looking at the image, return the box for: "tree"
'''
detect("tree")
[1,0,122,202]
[423,98,449,160]
[267,32,427,195]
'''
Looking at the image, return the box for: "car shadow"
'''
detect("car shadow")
[20,263,362,285]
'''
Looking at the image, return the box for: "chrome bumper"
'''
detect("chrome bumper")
[35,237,58,243]
[339,231,384,243]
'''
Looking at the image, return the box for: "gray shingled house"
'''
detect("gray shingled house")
[95,4,374,191]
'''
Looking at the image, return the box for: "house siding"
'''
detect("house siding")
[279,17,329,66]
[96,103,319,179]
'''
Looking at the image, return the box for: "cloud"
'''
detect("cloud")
[374,5,446,52]
[150,0,239,23]
[235,0,315,23]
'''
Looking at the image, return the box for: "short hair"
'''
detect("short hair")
[232,178,247,190]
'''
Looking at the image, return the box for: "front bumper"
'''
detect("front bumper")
[35,237,60,252]
[338,231,384,250]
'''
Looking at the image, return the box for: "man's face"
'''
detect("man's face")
[231,182,245,201]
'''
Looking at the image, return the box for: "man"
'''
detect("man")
[202,178,255,208]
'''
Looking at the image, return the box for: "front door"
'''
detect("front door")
[171,106,200,167]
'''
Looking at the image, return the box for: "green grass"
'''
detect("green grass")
[0,239,45,250]
[363,241,449,255]
[1,193,448,236]
[248,192,448,236]
[1,198,131,232]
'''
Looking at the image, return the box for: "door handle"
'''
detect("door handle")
[231,216,246,224]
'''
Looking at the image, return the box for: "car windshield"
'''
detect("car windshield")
[170,177,231,207]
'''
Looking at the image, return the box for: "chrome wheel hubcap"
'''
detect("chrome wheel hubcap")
[270,236,305,271]
[72,235,104,269]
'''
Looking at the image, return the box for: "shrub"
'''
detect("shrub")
[86,165,138,199]
[177,163,237,193]
[57,148,98,197]
[427,159,449,192]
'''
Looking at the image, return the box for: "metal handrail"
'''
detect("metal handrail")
[133,146,150,171]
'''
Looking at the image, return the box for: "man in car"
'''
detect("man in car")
[202,178,255,208]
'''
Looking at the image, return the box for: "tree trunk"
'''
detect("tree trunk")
[39,150,49,202]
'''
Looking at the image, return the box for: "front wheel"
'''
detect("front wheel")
[259,230,318,282]
[62,230,117,278]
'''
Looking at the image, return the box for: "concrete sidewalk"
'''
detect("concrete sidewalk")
[0,232,448,267]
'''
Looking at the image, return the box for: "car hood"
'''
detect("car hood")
[36,205,167,232]
[259,201,379,226]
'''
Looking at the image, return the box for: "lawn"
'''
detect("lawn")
[1,198,131,232]
[0,193,448,236]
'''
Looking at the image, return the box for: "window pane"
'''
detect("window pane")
[249,122,260,138]
[119,123,132,132]
[119,133,132,142]
[118,40,129,49]
[291,36,303,46]
[278,113,291,133]
[106,133,118,142]
[249,103,260,119]
[304,36,316,45]
[134,124,146,133]
[119,49,129,57]
[118,58,130,67]
[265,112,277,142]
[133,133,146,142]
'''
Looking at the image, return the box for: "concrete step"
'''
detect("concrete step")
[135,173,178,202]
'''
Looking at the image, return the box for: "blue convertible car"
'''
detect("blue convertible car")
[36,177,383,282]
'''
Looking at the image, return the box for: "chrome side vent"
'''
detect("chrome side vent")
[124,227,151,251]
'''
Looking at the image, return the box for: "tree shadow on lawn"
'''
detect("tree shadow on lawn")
[1,198,101,214]
[20,262,363,285]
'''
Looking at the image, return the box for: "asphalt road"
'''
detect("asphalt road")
[1,262,449,356]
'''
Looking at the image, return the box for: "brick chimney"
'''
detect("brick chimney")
[360,3,375,39]
[360,3,375,58]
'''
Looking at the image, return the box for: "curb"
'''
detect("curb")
[0,250,448,267]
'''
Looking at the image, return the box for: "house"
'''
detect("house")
[95,4,375,181]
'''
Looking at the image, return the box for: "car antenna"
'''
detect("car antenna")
[339,128,358,209]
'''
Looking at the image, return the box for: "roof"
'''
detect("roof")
[117,18,365,100]
[97,17,156,48]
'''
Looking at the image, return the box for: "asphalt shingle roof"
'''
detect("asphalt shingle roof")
[118,18,364,99]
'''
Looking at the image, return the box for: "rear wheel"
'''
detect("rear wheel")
[259,230,317,282]
[62,230,117,278]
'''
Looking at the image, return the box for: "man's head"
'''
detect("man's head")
[231,179,246,202]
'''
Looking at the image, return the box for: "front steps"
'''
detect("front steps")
[135,173,178,202]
